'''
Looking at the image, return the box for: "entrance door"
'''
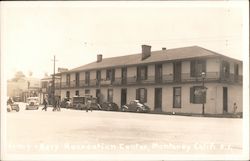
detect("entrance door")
[155,64,162,83]
[154,88,162,112]
[223,87,228,113]
[174,61,181,82]
[121,88,127,107]
[96,89,101,104]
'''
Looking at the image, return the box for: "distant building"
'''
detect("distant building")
[7,75,41,102]
[41,74,61,105]
[55,45,242,114]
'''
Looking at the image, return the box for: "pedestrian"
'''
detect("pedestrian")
[42,97,48,111]
[86,99,92,112]
[233,102,238,114]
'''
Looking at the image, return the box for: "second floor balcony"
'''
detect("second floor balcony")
[56,72,242,89]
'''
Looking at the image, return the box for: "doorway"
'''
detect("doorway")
[174,61,181,82]
[96,89,101,104]
[223,87,228,113]
[154,88,162,112]
[121,88,127,107]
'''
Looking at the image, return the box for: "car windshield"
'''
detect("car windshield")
[137,102,144,106]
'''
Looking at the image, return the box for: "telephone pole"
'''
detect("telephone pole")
[52,55,58,103]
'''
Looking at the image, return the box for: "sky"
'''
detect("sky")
[1,1,248,79]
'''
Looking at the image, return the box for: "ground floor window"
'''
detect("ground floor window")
[190,86,206,104]
[173,87,181,108]
[75,90,79,96]
[85,89,90,95]
[107,89,113,102]
[66,91,70,98]
[136,88,147,103]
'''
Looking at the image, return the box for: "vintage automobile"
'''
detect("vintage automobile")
[72,96,101,110]
[100,102,119,111]
[121,100,150,113]
[26,97,39,110]
[7,98,20,112]
[60,97,72,108]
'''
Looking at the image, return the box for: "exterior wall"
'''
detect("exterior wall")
[61,74,67,83]
[148,64,155,77]
[90,70,96,80]
[115,68,121,79]
[206,58,220,72]
[70,73,75,82]
[162,62,173,75]
[127,66,137,77]
[101,69,106,80]
[79,71,85,81]
[182,61,190,74]
[57,57,242,115]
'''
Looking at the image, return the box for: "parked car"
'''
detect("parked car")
[121,100,150,113]
[72,96,101,110]
[100,102,119,111]
[7,98,19,112]
[26,97,39,110]
[60,98,72,108]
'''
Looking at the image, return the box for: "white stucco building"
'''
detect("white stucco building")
[55,45,242,114]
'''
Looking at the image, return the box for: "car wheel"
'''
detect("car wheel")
[121,107,125,112]
[136,108,141,112]
[7,108,11,112]
[16,107,20,112]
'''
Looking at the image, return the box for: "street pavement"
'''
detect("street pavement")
[5,102,243,156]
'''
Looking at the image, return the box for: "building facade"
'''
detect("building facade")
[55,45,242,114]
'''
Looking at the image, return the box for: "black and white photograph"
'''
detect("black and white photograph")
[1,1,249,161]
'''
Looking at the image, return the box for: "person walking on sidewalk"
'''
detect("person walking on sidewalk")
[42,96,48,111]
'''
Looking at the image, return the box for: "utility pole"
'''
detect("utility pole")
[52,55,58,104]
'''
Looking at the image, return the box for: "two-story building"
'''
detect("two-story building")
[55,45,242,114]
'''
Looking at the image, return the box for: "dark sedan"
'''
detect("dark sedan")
[100,102,119,111]
[121,100,150,113]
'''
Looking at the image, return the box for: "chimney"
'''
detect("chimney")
[141,45,151,60]
[162,47,166,50]
[97,54,102,62]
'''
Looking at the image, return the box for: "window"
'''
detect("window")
[75,90,79,96]
[137,66,148,81]
[221,61,230,79]
[66,91,70,98]
[136,88,147,103]
[107,89,113,102]
[190,60,206,77]
[190,86,206,104]
[66,74,70,86]
[173,87,181,108]
[85,89,90,95]
[75,73,79,87]
[85,71,90,84]
[121,67,127,84]
[106,69,115,81]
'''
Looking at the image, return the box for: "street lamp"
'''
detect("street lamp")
[201,72,206,115]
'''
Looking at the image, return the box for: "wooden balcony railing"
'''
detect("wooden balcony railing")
[56,72,242,89]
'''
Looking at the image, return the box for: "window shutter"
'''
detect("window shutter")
[190,87,194,103]
[145,89,147,102]
[145,66,148,80]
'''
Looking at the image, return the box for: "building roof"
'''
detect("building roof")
[66,46,241,73]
